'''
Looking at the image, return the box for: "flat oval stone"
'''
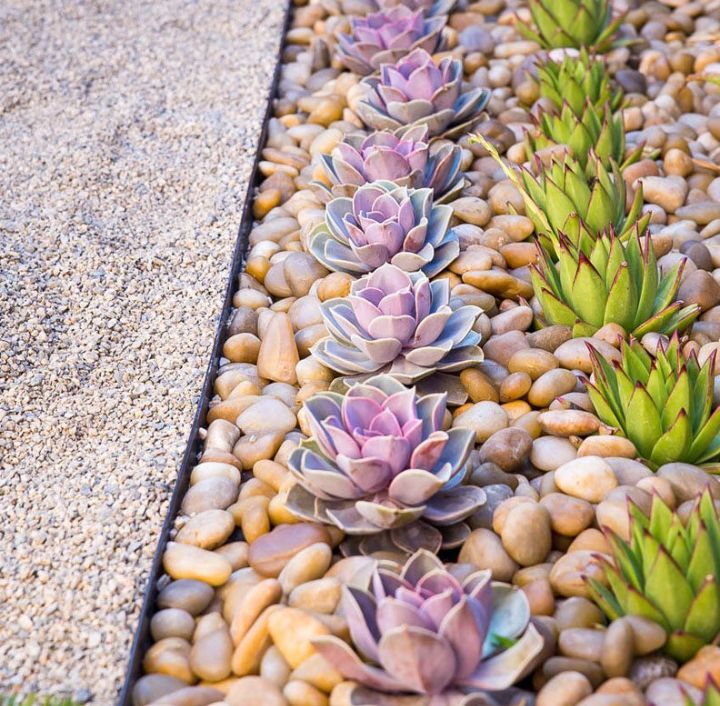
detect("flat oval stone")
[530,436,577,472]
[150,609,195,642]
[554,338,621,373]
[267,607,331,668]
[236,397,297,435]
[176,509,235,549]
[555,457,618,503]
[248,523,332,577]
[190,626,233,682]
[182,476,239,517]
[158,580,215,616]
[226,676,288,706]
[163,542,232,587]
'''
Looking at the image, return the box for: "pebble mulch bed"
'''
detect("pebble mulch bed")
[128,0,720,705]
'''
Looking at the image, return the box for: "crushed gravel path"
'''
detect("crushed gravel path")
[0,0,285,700]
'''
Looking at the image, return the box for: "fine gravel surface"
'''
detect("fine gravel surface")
[0,0,286,701]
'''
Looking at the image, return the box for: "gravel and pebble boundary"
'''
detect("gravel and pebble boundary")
[0,0,286,700]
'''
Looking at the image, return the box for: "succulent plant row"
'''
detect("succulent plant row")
[531,231,700,338]
[312,549,544,703]
[586,336,720,468]
[590,492,720,662]
[517,0,623,51]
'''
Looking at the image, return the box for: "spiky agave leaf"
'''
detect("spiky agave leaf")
[586,336,720,468]
[471,135,647,253]
[531,230,699,339]
[527,102,641,175]
[517,0,624,52]
[535,48,622,114]
[589,493,720,663]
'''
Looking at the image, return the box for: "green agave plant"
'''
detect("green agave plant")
[518,0,623,51]
[532,231,699,339]
[536,49,622,115]
[589,492,720,663]
[587,335,720,469]
[527,102,641,173]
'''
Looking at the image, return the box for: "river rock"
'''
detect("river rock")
[452,401,509,442]
[236,397,297,435]
[478,427,532,471]
[176,509,235,549]
[536,671,593,706]
[555,457,618,502]
[540,493,594,537]
[459,528,518,581]
[158,580,215,616]
[501,502,551,566]
[530,436,578,471]
[657,462,720,501]
[226,676,289,706]
[181,477,239,515]
[163,543,232,587]
[268,607,331,668]
[248,523,332,577]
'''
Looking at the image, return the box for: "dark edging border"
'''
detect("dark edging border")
[118,4,293,701]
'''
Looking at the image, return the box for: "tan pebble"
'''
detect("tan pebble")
[236,398,297,436]
[458,528,518,582]
[193,612,226,641]
[190,626,233,682]
[234,431,285,470]
[537,671,593,706]
[253,460,292,492]
[555,597,605,631]
[522,578,555,616]
[143,639,194,684]
[148,685,226,704]
[452,400,508,442]
[513,563,552,586]
[554,457,618,503]
[530,436,577,471]
[636,476,675,507]
[499,371,532,402]
[231,605,280,676]
[549,551,608,598]
[540,493,594,537]
[676,645,720,689]
[268,608,331,669]
[226,676,288,706]
[132,674,188,706]
[278,543,332,594]
[163,543,232,587]
[501,502,551,566]
[289,577,341,614]
[260,645,292,689]
[460,367,500,402]
[158,580,215,616]
[248,523,331,578]
[284,680,328,706]
[527,368,578,408]
[623,615,667,655]
[576,436,636,458]
[176,510,235,550]
[182,477,239,515]
[543,657,604,687]
[151,609,196,642]
[508,348,559,379]
[568,529,609,554]
[290,654,344,693]
[229,578,283,645]
[601,618,634,678]
[256,313,299,385]
[559,627,605,662]
[538,410,601,437]
[317,272,352,301]
[492,496,535,534]
[555,338,620,373]
[223,333,262,364]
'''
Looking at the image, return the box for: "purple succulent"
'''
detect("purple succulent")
[311,263,483,383]
[337,5,446,76]
[318,126,464,203]
[357,48,490,138]
[309,181,459,278]
[286,375,485,555]
[312,549,544,705]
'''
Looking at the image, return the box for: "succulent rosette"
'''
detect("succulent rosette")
[517,0,623,52]
[311,263,484,383]
[286,376,485,555]
[337,5,446,76]
[357,48,490,138]
[312,550,544,705]
[318,126,464,203]
[309,181,459,278]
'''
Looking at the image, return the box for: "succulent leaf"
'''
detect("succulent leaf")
[589,493,720,661]
[587,336,719,467]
